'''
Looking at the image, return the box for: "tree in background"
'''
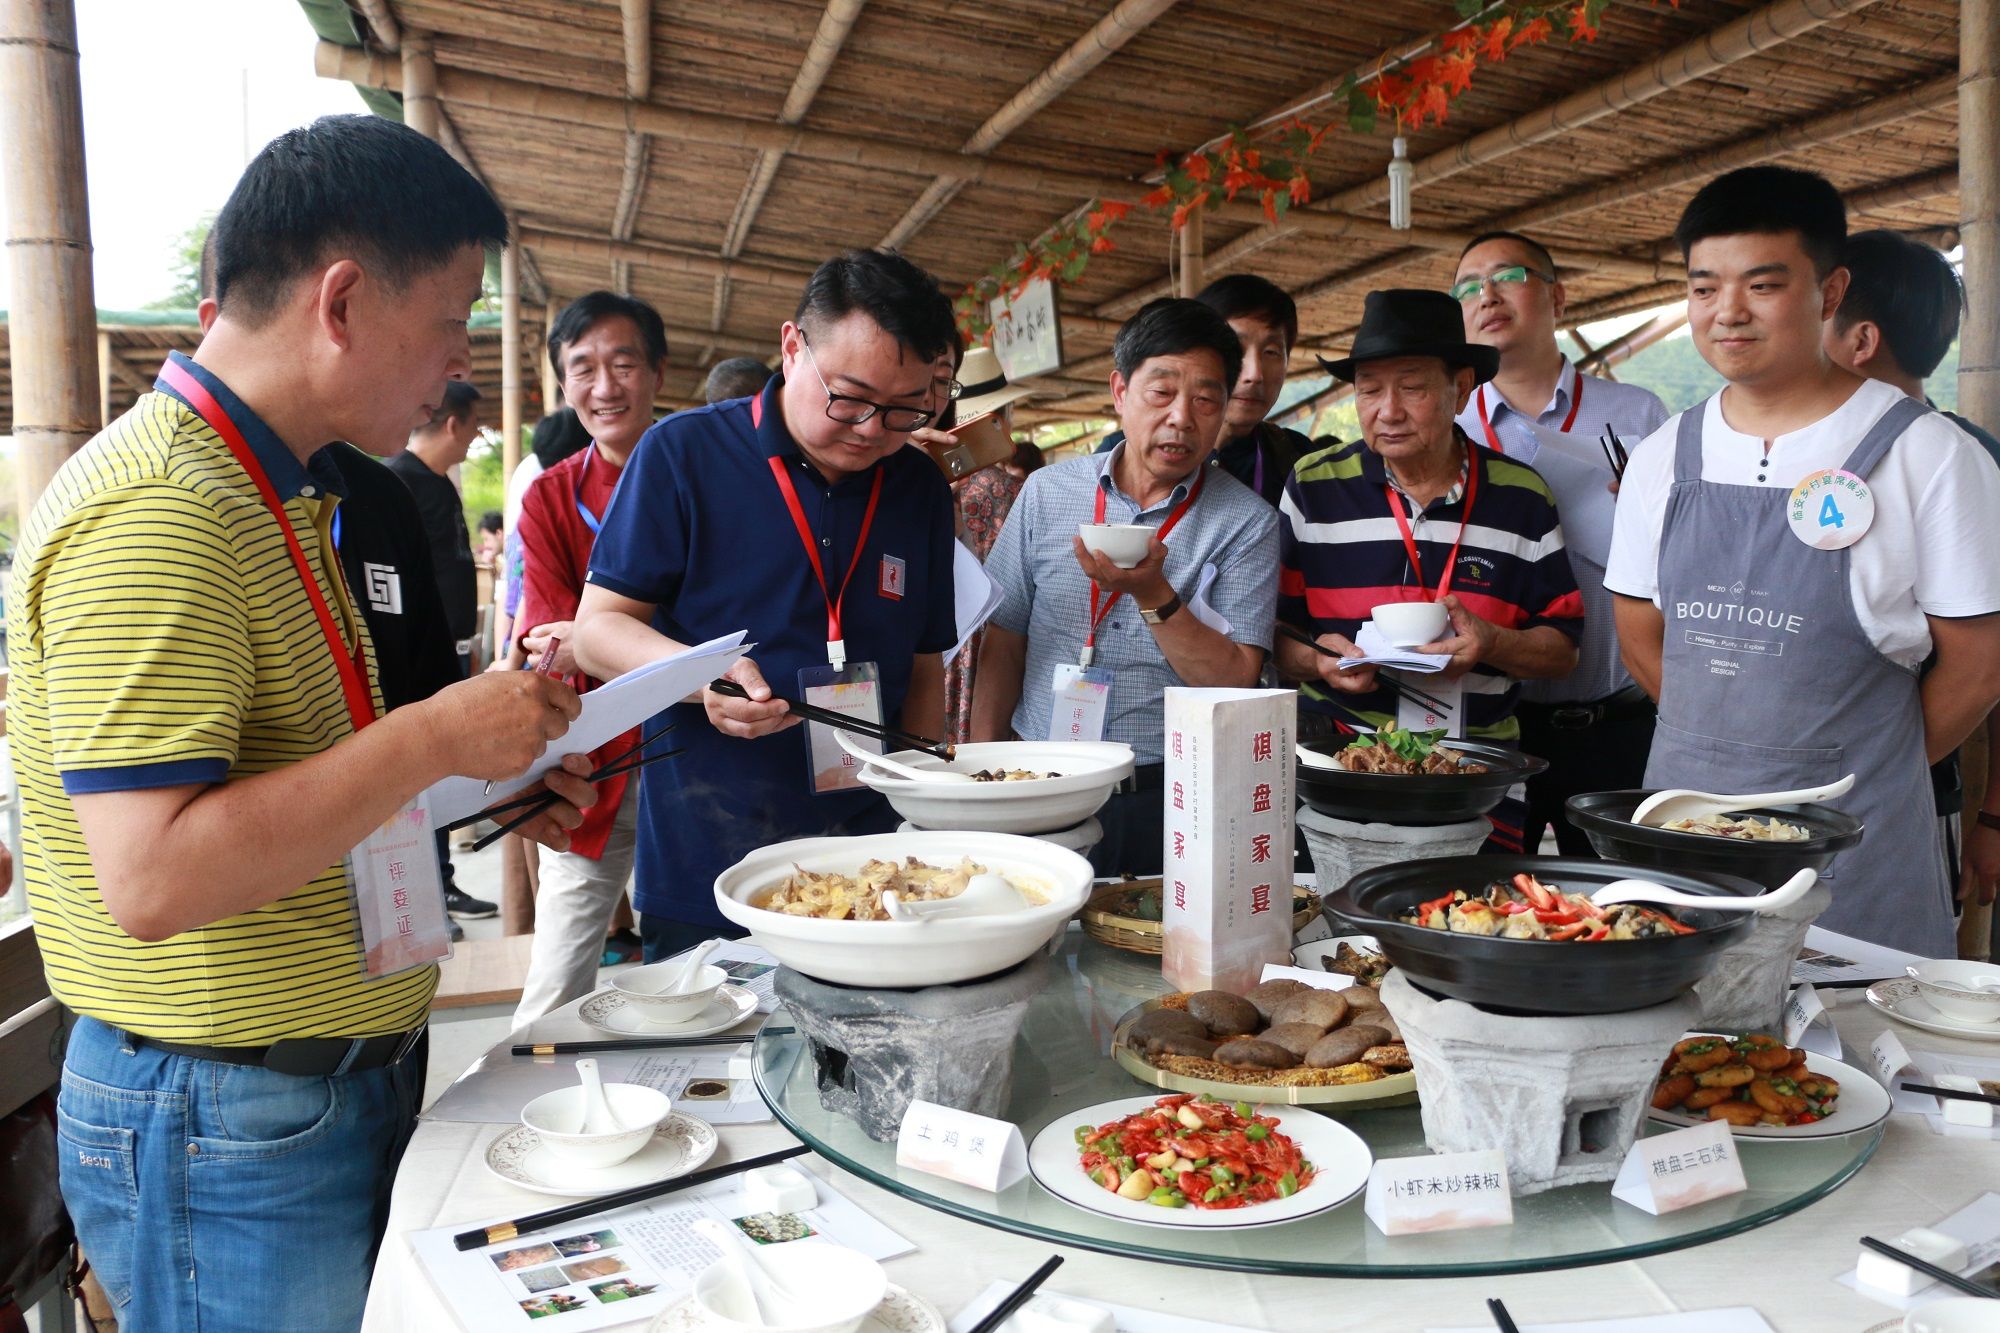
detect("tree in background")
[146,214,214,312]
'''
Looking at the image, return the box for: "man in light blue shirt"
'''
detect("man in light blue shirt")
[974,298,1279,876]
[1451,230,1669,855]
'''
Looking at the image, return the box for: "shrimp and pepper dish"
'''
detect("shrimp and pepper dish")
[1075,1094,1314,1210]
[1404,873,1696,942]
[1650,1034,1840,1127]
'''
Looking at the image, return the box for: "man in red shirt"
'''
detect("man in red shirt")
[510,291,667,1024]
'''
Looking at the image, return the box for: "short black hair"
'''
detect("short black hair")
[530,407,591,469]
[794,250,955,365]
[479,510,503,533]
[1458,230,1557,279]
[703,356,772,404]
[1195,274,1298,351]
[1112,298,1244,389]
[1833,229,1964,380]
[211,115,507,324]
[428,379,482,427]
[1673,165,1846,278]
[548,291,669,378]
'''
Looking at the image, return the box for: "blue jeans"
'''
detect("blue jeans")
[56,1015,426,1333]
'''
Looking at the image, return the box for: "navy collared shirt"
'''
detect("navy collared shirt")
[588,375,957,924]
[155,351,347,501]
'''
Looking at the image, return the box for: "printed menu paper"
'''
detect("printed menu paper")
[1792,926,1926,988]
[950,1280,1273,1333]
[427,632,747,826]
[409,1167,910,1332]
[1428,1311,1776,1333]
[1837,1191,2000,1311]
[1782,984,1843,1060]
[895,1099,1027,1192]
[1364,1149,1513,1235]
[1610,1121,1746,1215]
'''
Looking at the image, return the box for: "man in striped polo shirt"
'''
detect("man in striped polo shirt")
[10,117,594,1331]
[1275,289,1583,851]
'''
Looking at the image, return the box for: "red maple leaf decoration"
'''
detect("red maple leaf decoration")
[1410,82,1452,127]
[1439,50,1479,95]
[1568,3,1600,41]
[1440,27,1479,53]
[1100,199,1133,222]
[1482,16,1513,60]
[1513,15,1555,47]
[1142,184,1174,209]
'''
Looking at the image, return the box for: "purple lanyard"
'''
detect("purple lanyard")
[1252,439,1265,497]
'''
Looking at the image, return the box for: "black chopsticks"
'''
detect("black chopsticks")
[450,722,676,832]
[1276,623,1454,715]
[468,726,683,852]
[1487,1297,1523,1333]
[967,1255,1065,1333]
[1904,1082,2000,1106]
[453,1143,813,1250]
[1599,426,1630,481]
[709,677,955,759]
[512,1027,793,1057]
[1858,1235,1996,1299]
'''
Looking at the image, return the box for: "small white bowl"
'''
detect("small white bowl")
[1906,1299,2000,1333]
[691,1241,887,1333]
[611,961,728,1027]
[520,1083,673,1168]
[1078,523,1153,568]
[1906,959,2000,1025]
[1370,600,1450,647]
[863,741,1134,835]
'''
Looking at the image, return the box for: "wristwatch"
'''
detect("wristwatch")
[1139,593,1183,626]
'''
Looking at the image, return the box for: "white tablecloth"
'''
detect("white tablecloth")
[364,985,1991,1333]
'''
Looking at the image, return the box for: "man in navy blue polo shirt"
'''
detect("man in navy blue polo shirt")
[574,250,959,960]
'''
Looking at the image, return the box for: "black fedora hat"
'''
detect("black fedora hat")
[1316,289,1500,385]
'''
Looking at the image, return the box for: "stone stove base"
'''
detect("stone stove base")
[1297,807,1493,893]
[1381,969,1697,1194]
[774,955,1050,1142]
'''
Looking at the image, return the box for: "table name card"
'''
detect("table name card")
[1783,983,1843,1060]
[1870,1029,1939,1116]
[1257,962,1353,992]
[1363,1149,1513,1235]
[895,1099,1027,1192]
[1611,1120,1746,1215]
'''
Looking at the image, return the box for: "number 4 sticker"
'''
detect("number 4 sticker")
[1789,469,1874,550]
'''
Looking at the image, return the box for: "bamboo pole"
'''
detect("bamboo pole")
[619,0,650,100]
[540,303,560,414]
[312,41,1668,284]
[1575,307,1689,375]
[96,328,112,427]
[501,240,522,482]
[879,0,1183,250]
[2,0,101,517]
[400,29,439,138]
[1178,207,1204,299]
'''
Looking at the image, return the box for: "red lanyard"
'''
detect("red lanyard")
[157,360,376,732]
[1384,453,1480,603]
[1475,363,1583,455]
[1083,470,1203,663]
[768,456,884,668]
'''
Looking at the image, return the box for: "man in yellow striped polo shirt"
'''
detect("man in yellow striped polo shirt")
[9,116,595,1332]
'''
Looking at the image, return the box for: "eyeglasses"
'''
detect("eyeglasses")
[1448,264,1556,303]
[798,333,947,432]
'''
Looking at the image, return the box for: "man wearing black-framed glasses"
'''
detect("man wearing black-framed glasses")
[573,250,960,960]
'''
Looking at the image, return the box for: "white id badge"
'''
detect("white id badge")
[799,661,883,794]
[1395,671,1465,737]
[1047,663,1113,742]
[350,791,452,979]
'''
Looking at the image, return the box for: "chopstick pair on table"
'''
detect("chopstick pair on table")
[709,677,955,760]
[457,722,682,852]
[1276,623,1455,717]
[511,1026,795,1058]
[1858,1234,2000,1299]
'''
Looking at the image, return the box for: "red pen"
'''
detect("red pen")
[537,636,563,678]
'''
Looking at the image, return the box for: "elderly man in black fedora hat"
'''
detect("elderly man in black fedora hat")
[1273,289,1583,852]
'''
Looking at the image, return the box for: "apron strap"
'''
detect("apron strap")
[1840,394,1932,479]
[1672,398,1709,483]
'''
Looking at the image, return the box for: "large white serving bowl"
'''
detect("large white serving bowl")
[855,741,1134,834]
[713,831,1095,988]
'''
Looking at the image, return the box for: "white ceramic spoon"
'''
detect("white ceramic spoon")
[834,730,973,783]
[882,873,1029,922]
[662,937,723,994]
[693,1217,809,1319]
[573,1057,626,1135]
[1590,867,1818,914]
[1630,773,1855,828]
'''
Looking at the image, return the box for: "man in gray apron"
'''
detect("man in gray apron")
[1608,166,2000,958]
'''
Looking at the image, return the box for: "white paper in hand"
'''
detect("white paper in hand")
[944,539,1003,667]
[1187,561,1232,636]
[1340,621,1451,673]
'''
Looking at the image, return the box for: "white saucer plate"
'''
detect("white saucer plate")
[646,1283,943,1333]
[1647,1043,1892,1140]
[580,983,759,1038]
[1028,1095,1372,1230]
[484,1111,718,1197]
[1867,978,2000,1042]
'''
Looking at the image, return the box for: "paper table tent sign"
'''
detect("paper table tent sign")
[1364,1149,1513,1235]
[895,1099,1027,1192]
[1161,688,1298,994]
[1611,1120,1747,1215]
[1783,983,1844,1060]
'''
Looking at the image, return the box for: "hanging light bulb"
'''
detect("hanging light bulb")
[1387,135,1413,230]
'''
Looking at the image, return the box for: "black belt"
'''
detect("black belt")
[123,1026,425,1077]
[1115,762,1166,794]
[1517,685,1654,732]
